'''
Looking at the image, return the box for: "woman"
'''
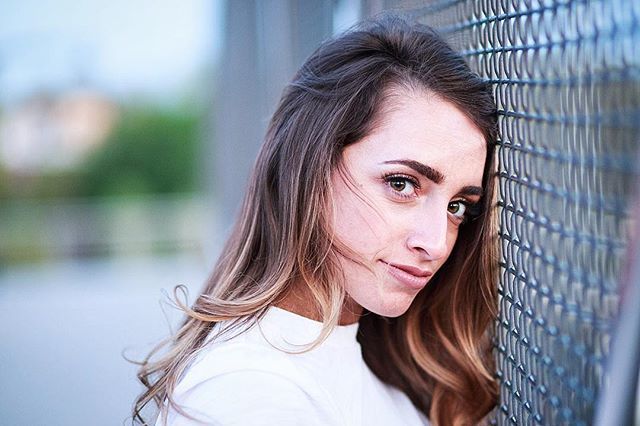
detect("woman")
[134,15,498,426]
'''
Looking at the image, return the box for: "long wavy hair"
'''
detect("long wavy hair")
[133,15,498,426]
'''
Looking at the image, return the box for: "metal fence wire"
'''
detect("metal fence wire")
[373,0,640,424]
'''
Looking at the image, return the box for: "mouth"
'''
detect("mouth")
[380,261,433,290]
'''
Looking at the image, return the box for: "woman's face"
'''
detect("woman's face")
[332,89,487,319]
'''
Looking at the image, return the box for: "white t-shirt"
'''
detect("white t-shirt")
[157,307,429,425]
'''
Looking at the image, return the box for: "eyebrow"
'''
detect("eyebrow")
[459,185,484,197]
[382,159,484,197]
[382,159,445,184]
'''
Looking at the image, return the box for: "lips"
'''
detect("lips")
[389,263,432,278]
[381,261,433,290]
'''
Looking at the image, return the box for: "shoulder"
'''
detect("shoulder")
[361,367,431,425]
[163,368,333,425]
[174,326,312,393]
[161,332,338,425]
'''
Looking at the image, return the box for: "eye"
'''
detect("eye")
[383,174,419,198]
[447,200,467,219]
[448,200,482,224]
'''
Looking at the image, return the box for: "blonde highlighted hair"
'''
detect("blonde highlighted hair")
[133,15,498,426]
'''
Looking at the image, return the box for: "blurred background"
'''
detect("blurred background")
[0,1,364,425]
[0,1,221,425]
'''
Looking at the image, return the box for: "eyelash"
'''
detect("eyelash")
[452,200,483,224]
[381,172,483,223]
[382,173,420,199]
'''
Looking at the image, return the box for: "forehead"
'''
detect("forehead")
[345,90,487,185]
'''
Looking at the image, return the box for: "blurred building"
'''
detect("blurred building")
[0,89,119,173]
[213,0,368,229]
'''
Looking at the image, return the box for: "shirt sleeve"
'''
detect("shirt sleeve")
[159,369,336,426]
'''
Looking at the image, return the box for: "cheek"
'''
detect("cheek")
[333,205,384,258]
[332,188,389,259]
[438,227,461,266]
[446,227,459,251]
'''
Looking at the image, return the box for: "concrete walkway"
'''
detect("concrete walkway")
[0,255,210,426]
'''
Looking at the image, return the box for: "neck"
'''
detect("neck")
[275,285,362,325]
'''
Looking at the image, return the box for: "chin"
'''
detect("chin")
[344,274,423,319]
[363,298,415,318]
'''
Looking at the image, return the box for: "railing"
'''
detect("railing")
[0,194,209,266]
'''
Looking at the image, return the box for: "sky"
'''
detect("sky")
[0,0,224,105]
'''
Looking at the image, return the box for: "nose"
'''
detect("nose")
[405,206,449,261]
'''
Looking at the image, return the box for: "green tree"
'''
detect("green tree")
[79,105,201,197]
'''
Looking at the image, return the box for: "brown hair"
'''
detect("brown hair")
[134,15,498,426]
